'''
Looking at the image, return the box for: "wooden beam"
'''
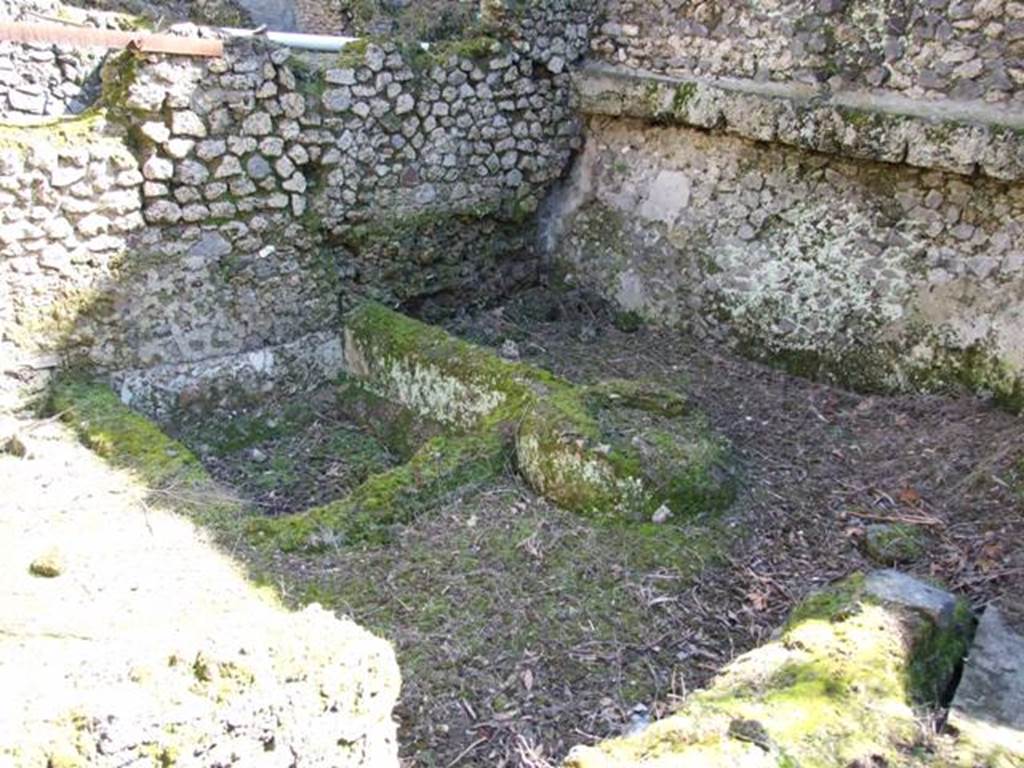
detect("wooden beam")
[0,22,224,57]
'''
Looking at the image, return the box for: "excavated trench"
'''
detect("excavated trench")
[36,287,1021,767]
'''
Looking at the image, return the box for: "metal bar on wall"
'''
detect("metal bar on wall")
[0,22,224,57]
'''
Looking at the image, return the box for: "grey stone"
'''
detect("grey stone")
[280,92,305,118]
[864,569,957,629]
[246,155,273,180]
[189,231,232,260]
[140,121,171,144]
[214,156,243,178]
[144,200,183,224]
[9,89,46,113]
[282,173,307,193]
[242,112,273,136]
[323,89,352,112]
[395,93,415,115]
[196,139,227,161]
[260,137,286,157]
[171,110,207,138]
[142,156,174,181]
[325,68,356,85]
[50,166,86,188]
[177,160,209,185]
[948,603,1024,756]
[274,156,296,178]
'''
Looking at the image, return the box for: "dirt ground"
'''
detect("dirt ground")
[0,414,399,768]
[163,287,1024,767]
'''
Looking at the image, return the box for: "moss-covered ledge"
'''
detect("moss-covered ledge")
[575,62,1024,181]
[45,379,245,532]
[563,570,975,768]
[252,302,735,551]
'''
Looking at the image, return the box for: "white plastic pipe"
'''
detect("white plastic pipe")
[221,28,363,52]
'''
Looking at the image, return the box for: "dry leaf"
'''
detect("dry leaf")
[897,487,922,506]
[520,668,534,691]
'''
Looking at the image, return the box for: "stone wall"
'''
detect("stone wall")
[0,0,123,119]
[0,15,581,413]
[542,2,1024,406]
[592,0,1024,106]
[552,114,1024,405]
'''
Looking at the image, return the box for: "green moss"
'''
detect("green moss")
[249,431,507,551]
[672,82,698,116]
[862,523,927,565]
[584,379,688,417]
[336,38,372,68]
[612,310,644,333]
[47,379,205,489]
[915,341,1024,413]
[907,598,974,705]
[432,35,503,62]
[346,302,734,526]
[45,378,243,531]
[569,574,972,768]
[784,573,868,629]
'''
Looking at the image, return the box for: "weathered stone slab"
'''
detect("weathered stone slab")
[948,604,1024,761]
[865,568,958,629]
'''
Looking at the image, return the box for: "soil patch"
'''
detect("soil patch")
[168,388,398,517]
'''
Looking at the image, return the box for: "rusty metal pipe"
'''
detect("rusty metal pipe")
[0,21,224,57]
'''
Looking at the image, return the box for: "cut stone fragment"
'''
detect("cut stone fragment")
[947,603,1024,762]
[865,568,958,628]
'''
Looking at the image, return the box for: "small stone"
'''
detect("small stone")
[140,121,171,144]
[176,159,209,185]
[188,231,232,260]
[260,137,286,157]
[652,504,673,524]
[250,448,268,463]
[499,339,520,360]
[196,139,227,161]
[29,549,62,578]
[274,155,296,178]
[861,524,926,565]
[864,569,958,629]
[144,200,183,224]
[242,112,273,136]
[214,155,243,178]
[325,68,356,85]
[282,172,307,193]
[395,93,415,115]
[280,92,305,118]
[1,433,26,458]
[323,89,352,112]
[142,156,173,181]
[246,155,273,180]
[170,110,207,138]
[164,138,195,160]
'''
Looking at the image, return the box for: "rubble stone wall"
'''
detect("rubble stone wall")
[0,0,121,119]
[553,114,1024,406]
[592,0,1024,107]
[0,23,582,413]
[545,2,1024,406]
